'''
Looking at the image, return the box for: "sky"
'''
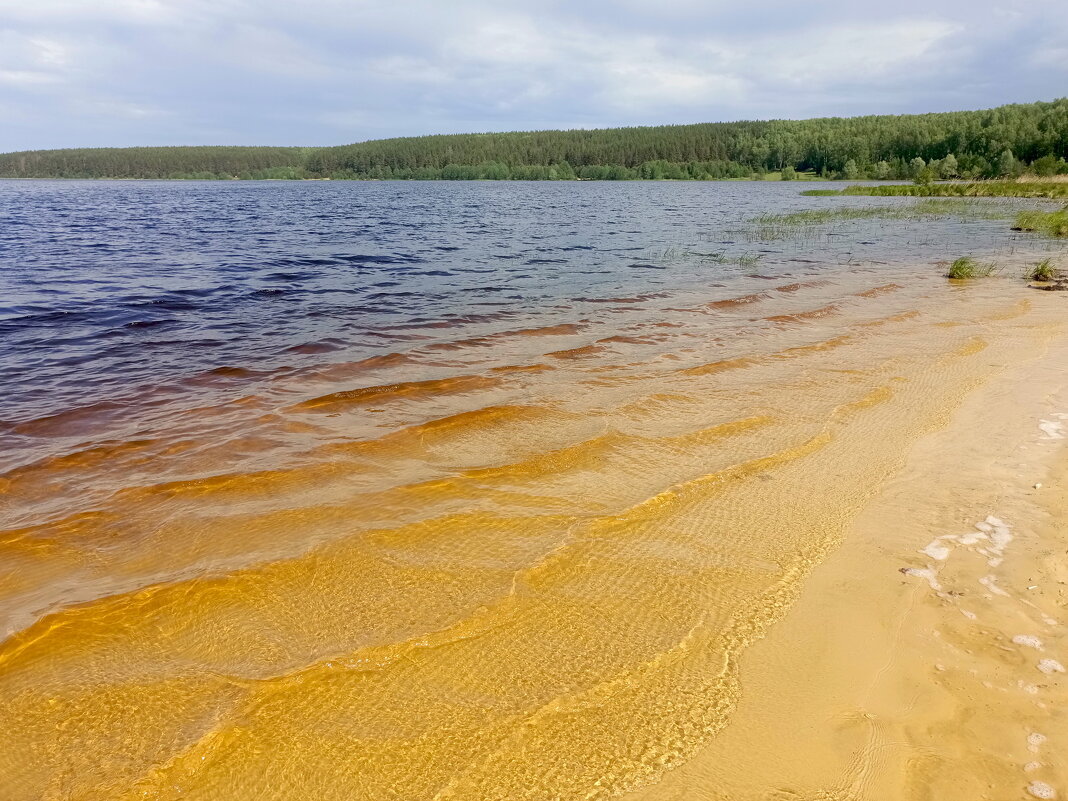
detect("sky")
[1,0,1066,152]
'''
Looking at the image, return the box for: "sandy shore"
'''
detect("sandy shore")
[627,287,1068,801]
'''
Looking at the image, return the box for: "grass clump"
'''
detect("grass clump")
[799,189,840,196]
[1027,259,1058,281]
[654,246,763,268]
[747,199,1008,240]
[946,257,997,279]
[1014,207,1068,237]
[754,199,1003,228]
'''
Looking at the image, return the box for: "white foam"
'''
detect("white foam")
[922,539,952,561]
[1026,761,1043,772]
[1028,780,1057,799]
[1037,659,1065,675]
[989,525,1013,554]
[1039,420,1065,440]
[1014,635,1044,650]
[960,531,988,545]
[979,574,1010,597]
[975,521,994,533]
[961,609,978,620]
[904,567,942,592]
[1028,732,1047,751]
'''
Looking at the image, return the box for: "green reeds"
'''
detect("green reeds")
[807,182,1068,199]
[751,199,1006,232]
[946,257,997,279]
[1026,259,1058,281]
[1014,208,1068,237]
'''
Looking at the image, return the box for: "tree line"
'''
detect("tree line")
[2,99,1066,181]
[0,146,311,180]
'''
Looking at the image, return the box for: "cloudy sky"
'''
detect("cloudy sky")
[1,0,1065,152]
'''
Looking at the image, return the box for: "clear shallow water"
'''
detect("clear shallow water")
[2,179,1067,801]
[0,179,1056,430]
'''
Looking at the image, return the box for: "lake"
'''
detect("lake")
[2,180,1067,801]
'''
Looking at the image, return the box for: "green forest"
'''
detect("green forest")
[2,99,1066,181]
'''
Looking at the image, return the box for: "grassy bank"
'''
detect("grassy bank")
[804,181,1068,199]
[1015,207,1068,236]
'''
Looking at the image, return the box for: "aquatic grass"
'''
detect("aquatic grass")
[730,252,764,268]
[653,246,764,268]
[800,189,840,196]
[749,199,1010,233]
[1026,259,1058,281]
[946,257,997,279]
[729,223,833,243]
[1014,208,1068,238]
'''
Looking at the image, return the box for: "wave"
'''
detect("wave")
[764,303,842,323]
[546,345,604,360]
[293,374,502,411]
[505,322,586,337]
[705,292,771,310]
[854,283,903,298]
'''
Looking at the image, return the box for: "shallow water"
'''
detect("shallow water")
[1,180,1066,800]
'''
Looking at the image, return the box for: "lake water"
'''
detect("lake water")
[1,180,1066,801]
[1,179,1056,431]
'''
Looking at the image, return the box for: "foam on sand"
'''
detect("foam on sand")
[1014,635,1044,650]
[1037,659,1065,675]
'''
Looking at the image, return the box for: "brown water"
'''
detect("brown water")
[3,182,1068,800]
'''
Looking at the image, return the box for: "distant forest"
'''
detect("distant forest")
[2,99,1066,181]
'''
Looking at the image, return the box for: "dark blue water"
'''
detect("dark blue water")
[1,179,1057,426]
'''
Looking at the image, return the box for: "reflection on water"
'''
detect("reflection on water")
[1,180,1066,800]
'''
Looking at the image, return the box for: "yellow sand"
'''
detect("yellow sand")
[1,265,1066,800]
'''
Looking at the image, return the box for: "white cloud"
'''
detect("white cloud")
[0,0,1062,150]
[0,0,197,25]
[27,38,69,68]
[745,20,961,86]
[0,70,62,86]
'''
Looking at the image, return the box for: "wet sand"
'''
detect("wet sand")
[2,260,1067,800]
